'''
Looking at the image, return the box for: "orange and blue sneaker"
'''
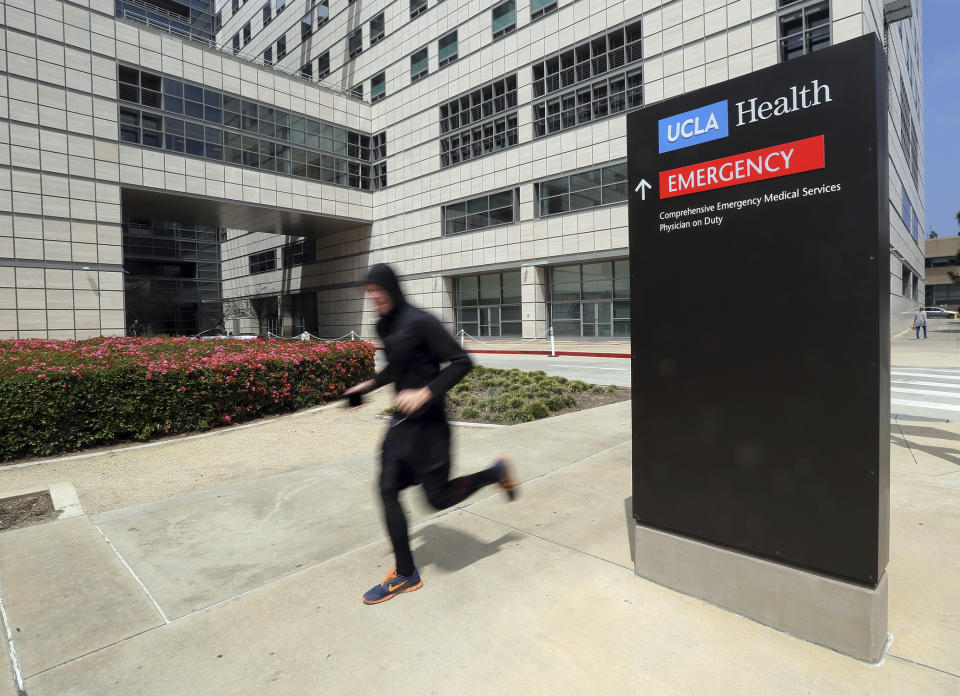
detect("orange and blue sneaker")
[493,457,518,501]
[362,567,423,605]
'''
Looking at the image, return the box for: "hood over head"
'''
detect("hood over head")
[364,263,406,311]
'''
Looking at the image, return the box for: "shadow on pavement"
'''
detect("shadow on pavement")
[891,434,960,469]
[410,523,520,573]
[896,424,960,441]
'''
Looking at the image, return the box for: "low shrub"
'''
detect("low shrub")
[523,401,550,420]
[0,337,375,462]
[505,407,533,423]
[545,394,576,411]
[460,406,481,420]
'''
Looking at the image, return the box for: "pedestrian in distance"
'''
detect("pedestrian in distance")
[343,263,518,605]
[913,306,927,339]
[128,318,144,337]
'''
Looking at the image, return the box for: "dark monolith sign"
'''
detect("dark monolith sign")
[628,36,889,588]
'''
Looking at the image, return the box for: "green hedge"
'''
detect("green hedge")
[0,337,375,462]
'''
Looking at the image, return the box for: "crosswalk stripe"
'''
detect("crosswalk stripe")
[891,399,960,413]
[891,379,960,389]
[891,387,960,399]
[891,371,960,381]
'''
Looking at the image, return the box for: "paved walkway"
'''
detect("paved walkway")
[891,318,960,368]
[1,398,958,694]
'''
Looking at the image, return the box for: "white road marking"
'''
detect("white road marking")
[891,371,960,381]
[891,399,960,413]
[891,387,960,399]
[891,379,960,389]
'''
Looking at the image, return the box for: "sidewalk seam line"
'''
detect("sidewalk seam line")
[0,575,25,695]
[164,533,394,622]
[93,523,171,625]
[21,625,164,682]
[894,421,922,469]
[886,653,960,680]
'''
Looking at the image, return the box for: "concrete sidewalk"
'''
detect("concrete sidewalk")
[1,401,958,695]
[891,319,960,367]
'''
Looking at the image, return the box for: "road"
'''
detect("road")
[376,337,960,421]
[890,367,960,423]
[468,352,631,386]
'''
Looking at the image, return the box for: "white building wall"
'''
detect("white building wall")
[2,0,927,339]
[0,0,372,339]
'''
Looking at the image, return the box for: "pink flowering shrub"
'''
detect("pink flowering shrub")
[0,337,375,461]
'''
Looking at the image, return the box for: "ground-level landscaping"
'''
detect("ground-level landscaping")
[384,365,630,424]
[0,337,374,462]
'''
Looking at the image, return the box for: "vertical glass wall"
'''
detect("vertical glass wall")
[549,260,629,338]
[122,219,222,335]
[455,271,522,337]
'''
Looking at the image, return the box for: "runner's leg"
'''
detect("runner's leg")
[379,457,415,577]
[421,461,500,510]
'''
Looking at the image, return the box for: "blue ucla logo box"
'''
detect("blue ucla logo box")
[658,100,729,153]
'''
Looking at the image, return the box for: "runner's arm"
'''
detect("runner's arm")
[420,314,473,398]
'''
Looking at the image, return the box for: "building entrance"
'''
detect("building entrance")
[478,306,501,336]
[582,302,613,337]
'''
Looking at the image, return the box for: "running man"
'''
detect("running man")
[344,263,518,605]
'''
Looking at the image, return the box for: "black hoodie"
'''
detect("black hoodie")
[366,264,472,414]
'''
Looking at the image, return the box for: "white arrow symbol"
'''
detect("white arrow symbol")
[635,178,652,200]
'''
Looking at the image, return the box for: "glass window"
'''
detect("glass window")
[348,28,363,57]
[277,35,286,59]
[439,75,518,167]
[263,46,273,66]
[531,0,557,20]
[371,72,386,103]
[119,108,139,143]
[370,12,385,44]
[249,250,277,274]
[492,1,516,39]
[318,51,330,78]
[480,274,500,303]
[502,271,521,304]
[301,13,312,39]
[539,163,627,216]
[411,0,427,18]
[243,21,251,45]
[779,0,830,61]
[438,31,458,67]
[263,3,271,25]
[411,47,429,81]
[460,277,478,306]
[443,190,517,235]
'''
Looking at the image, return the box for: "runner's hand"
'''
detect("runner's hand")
[344,379,375,396]
[395,387,432,415]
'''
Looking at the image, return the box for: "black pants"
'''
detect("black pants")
[379,455,498,577]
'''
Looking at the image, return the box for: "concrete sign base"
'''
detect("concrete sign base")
[633,524,889,663]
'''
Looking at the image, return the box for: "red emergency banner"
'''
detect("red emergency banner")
[659,135,825,199]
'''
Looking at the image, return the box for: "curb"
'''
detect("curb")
[374,346,631,358]
[0,481,85,521]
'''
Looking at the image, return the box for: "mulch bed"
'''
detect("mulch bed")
[0,491,61,532]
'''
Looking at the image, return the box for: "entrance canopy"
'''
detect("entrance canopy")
[120,187,368,238]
